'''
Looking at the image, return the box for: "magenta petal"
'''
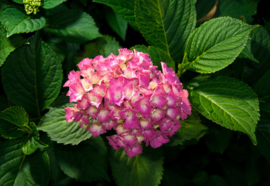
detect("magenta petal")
[85,105,98,119]
[123,83,134,100]
[139,73,150,87]
[86,92,103,108]
[142,128,156,140]
[115,124,130,135]
[125,144,143,158]
[107,135,120,150]
[123,118,140,129]
[88,122,106,137]
[134,96,152,114]
[169,121,181,137]
[151,109,166,122]
[167,108,179,119]
[97,108,111,122]
[150,93,167,109]
[150,131,170,148]
[123,134,137,147]
[103,120,117,130]
[77,96,89,110]
[109,86,124,106]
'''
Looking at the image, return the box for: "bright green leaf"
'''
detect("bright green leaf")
[216,0,258,24]
[1,33,63,117]
[93,0,136,28]
[0,24,25,67]
[0,140,50,186]
[0,106,29,139]
[169,111,208,146]
[135,0,196,63]
[55,137,109,182]
[106,8,128,41]
[38,104,92,145]
[196,0,216,20]
[0,6,46,37]
[46,10,101,44]
[189,76,259,144]
[109,146,164,186]
[184,17,256,73]
[22,122,48,155]
[42,0,67,9]
[238,37,259,63]
[131,45,175,71]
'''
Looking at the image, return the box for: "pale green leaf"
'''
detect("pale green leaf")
[0,140,50,186]
[106,8,128,41]
[184,17,256,73]
[42,0,67,9]
[0,106,28,139]
[189,76,259,144]
[38,104,92,145]
[109,146,164,186]
[93,0,136,28]
[1,33,63,116]
[47,10,102,44]
[135,0,196,62]
[0,6,46,37]
[0,24,25,67]
[55,137,109,182]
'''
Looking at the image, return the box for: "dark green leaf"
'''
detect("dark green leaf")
[216,0,258,24]
[1,33,63,116]
[47,10,101,44]
[254,70,270,100]
[106,8,127,41]
[196,0,216,20]
[189,76,259,144]
[22,122,48,155]
[169,111,208,146]
[93,0,136,28]
[55,137,109,182]
[163,165,190,186]
[260,98,270,113]
[0,6,46,37]
[238,37,259,63]
[12,0,23,4]
[131,45,175,71]
[135,0,196,63]
[0,23,25,67]
[0,95,9,112]
[38,104,92,145]
[109,146,164,186]
[0,140,50,186]
[0,106,29,139]
[46,37,67,63]
[206,175,228,186]
[42,0,67,9]
[184,17,256,73]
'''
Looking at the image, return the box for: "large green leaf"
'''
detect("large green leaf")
[38,104,92,145]
[135,0,196,63]
[0,140,50,186]
[169,111,208,146]
[46,10,101,44]
[256,112,270,163]
[189,76,259,144]
[0,6,46,37]
[109,146,164,186]
[216,0,258,24]
[0,24,24,67]
[1,33,63,117]
[106,8,128,41]
[55,137,109,182]
[42,0,67,9]
[131,45,175,71]
[0,106,29,139]
[93,0,136,27]
[183,17,256,73]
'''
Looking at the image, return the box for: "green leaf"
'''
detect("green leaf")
[12,0,23,4]
[1,33,63,117]
[0,95,9,112]
[196,0,216,20]
[106,8,128,41]
[254,70,270,100]
[238,37,259,63]
[261,98,270,113]
[0,6,46,37]
[75,36,121,64]
[205,126,232,154]
[216,0,258,24]
[169,111,208,146]
[46,37,67,63]
[189,76,260,144]
[256,112,270,163]
[0,106,29,139]
[42,0,67,9]
[163,166,190,186]
[0,24,25,67]
[131,45,175,71]
[46,10,102,44]
[0,140,50,186]
[93,0,136,28]
[243,26,270,83]
[22,122,48,155]
[207,175,228,186]
[135,0,196,63]
[184,17,256,73]
[109,145,164,186]
[38,104,92,145]
[55,137,109,182]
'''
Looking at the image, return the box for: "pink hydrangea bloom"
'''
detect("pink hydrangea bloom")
[64,48,192,158]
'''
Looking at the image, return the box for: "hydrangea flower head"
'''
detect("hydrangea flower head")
[64,48,192,158]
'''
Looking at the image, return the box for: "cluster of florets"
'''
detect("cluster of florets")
[64,49,191,158]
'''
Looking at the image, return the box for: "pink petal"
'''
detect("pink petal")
[103,120,117,130]
[109,86,125,106]
[125,144,143,158]
[86,92,103,108]
[150,93,167,109]
[123,83,134,100]
[77,96,89,110]
[123,134,137,147]
[81,78,93,92]
[107,135,120,150]
[97,108,111,122]
[115,124,130,135]
[167,108,179,119]
[151,109,166,122]
[149,131,170,148]
[88,122,106,137]
[139,73,150,87]
[85,105,98,119]
[92,84,107,97]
